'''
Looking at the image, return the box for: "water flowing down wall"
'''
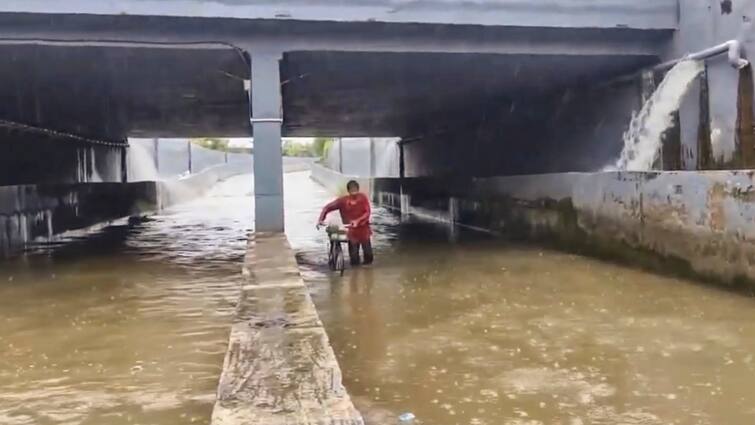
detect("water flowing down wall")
[0,182,159,257]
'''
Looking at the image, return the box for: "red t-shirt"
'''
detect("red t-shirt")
[318,193,372,242]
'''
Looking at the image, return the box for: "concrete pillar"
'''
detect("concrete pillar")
[448,196,459,224]
[679,78,702,170]
[187,140,193,174]
[400,192,411,217]
[153,138,160,172]
[398,141,408,216]
[338,138,343,173]
[399,142,405,179]
[447,196,459,242]
[121,145,128,183]
[369,138,377,177]
[251,52,284,233]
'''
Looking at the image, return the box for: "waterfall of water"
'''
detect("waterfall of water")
[128,140,160,182]
[374,138,400,177]
[611,60,704,171]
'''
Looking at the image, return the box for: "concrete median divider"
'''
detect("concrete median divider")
[211,233,364,425]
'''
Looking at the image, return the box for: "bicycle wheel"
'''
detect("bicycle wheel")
[335,243,346,276]
[328,241,337,271]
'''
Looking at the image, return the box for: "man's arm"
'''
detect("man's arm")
[318,198,342,223]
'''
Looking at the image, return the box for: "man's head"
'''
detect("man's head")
[346,180,360,196]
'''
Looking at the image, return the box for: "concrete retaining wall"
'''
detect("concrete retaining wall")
[310,162,373,196]
[322,138,400,177]
[158,158,313,208]
[0,161,255,258]
[371,170,755,288]
[0,181,158,257]
[157,162,250,208]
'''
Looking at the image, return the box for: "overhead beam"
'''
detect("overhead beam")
[0,0,678,30]
[0,30,664,57]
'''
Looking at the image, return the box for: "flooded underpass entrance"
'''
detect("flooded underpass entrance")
[2,171,755,425]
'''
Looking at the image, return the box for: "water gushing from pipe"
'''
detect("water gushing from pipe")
[611,60,704,171]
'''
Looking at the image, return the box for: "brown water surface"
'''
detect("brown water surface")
[2,172,755,425]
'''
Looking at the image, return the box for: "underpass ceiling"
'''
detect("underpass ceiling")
[0,44,250,140]
[0,44,658,140]
[281,51,658,137]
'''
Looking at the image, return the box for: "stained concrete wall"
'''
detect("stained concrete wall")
[157,162,251,207]
[0,182,158,257]
[0,159,261,258]
[371,170,755,288]
[673,0,755,168]
[0,130,125,186]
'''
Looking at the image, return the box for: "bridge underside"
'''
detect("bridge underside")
[0,12,674,234]
[0,42,659,140]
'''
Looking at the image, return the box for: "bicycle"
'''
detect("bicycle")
[318,223,350,276]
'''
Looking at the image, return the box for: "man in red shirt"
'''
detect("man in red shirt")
[318,180,373,266]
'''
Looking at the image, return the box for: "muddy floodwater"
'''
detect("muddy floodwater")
[2,172,755,425]
[0,177,253,425]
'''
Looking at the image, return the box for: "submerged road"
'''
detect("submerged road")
[1,172,755,424]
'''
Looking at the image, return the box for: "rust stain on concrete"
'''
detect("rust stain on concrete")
[707,183,727,233]
[720,0,733,14]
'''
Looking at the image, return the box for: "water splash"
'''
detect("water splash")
[612,60,704,171]
[374,138,401,177]
[128,140,159,182]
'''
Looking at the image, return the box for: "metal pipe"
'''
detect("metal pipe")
[655,39,749,71]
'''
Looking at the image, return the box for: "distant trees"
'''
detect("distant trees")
[190,138,251,154]
[282,139,313,157]
[191,137,335,158]
[312,137,334,160]
[191,138,229,151]
[282,137,335,158]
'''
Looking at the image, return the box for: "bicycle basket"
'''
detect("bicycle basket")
[326,225,348,242]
